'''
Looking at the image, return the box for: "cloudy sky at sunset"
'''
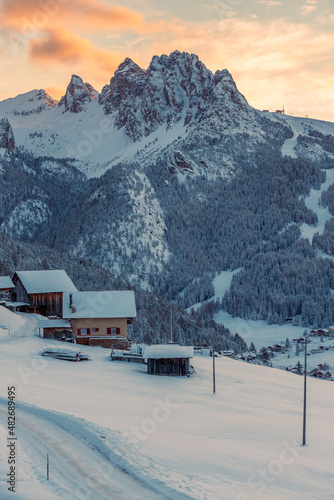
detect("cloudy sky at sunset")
[0,0,333,121]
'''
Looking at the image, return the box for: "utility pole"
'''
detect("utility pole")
[169,302,174,344]
[302,331,307,446]
[212,328,216,394]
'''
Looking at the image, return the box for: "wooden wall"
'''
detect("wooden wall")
[29,292,64,317]
[147,358,190,376]
[12,277,29,303]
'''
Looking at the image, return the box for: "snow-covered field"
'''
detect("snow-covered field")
[1,308,334,499]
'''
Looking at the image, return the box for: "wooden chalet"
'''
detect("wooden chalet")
[144,344,193,376]
[0,276,14,302]
[62,290,137,348]
[12,270,77,317]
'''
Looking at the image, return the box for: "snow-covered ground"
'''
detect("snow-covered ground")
[1,308,334,499]
[272,114,334,160]
[214,310,309,349]
[187,270,241,313]
[299,168,334,243]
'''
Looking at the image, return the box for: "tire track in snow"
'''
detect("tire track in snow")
[0,402,173,500]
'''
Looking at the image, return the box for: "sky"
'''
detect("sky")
[0,0,333,122]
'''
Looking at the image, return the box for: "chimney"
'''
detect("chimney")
[69,294,76,313]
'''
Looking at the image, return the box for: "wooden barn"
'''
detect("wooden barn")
[0,276,14,302]
[12,270,78,317]
[144,345,194,376]
[62,290,137,348]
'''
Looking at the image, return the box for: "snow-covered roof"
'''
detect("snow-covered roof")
[62,291,136,319]
[15,270,78,294]
[0,276,14,289]
[144,344,193,359]
[38,319,71,328]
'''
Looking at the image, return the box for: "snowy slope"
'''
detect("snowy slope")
[0,326,334,500]
[300,168,334,244]
[268,113,334,159]
[0,306,25,337]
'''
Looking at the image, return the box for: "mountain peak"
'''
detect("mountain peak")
[115,58,145,76]
[59,75,99,113]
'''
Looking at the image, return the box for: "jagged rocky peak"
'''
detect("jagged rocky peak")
[0,118,15,152]
[146,51,214,124]
[59,75,99,113]
[213,69,250,110]
[99,51,254,141]
[99,58,146,112]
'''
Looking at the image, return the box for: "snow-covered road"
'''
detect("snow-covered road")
[0,399,174,500]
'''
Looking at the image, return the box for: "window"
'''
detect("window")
[77,328,90,336]
[107,327,120,335]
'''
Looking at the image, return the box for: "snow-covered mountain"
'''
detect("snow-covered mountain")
[0,51,283,177]
[1,51,334,330]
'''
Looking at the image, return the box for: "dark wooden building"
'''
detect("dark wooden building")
[144,345,193,376]
[12,270,77,317]
[0,276,14,303]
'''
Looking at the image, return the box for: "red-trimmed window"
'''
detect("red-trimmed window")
[107,327,121,335]
[77,328,90,336]
[92,328,99,333]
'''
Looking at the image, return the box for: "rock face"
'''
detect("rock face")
[59,75,99,113]
[33,89,58,109]
[99,51,255,142]
[0,118,15,152]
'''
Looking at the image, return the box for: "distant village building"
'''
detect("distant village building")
[144,344,193,376]
[63,290,137,349]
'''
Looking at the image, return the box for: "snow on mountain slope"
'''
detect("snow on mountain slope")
[300,168,334,244]
[0,89,57,116]
[0,331,334,500]
[0,51,273,179]
[268,113,334,160]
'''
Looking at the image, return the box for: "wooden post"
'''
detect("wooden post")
[212,329,216,394]
[302,333,307,446]
[170,303,173,343]
[47,453,49,480]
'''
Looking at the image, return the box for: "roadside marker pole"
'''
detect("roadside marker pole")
[212,329,216,394]
[302,333,307,446]
[47,454,49,480]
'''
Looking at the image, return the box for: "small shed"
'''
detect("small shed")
[38,319,72,340]
[144,344,193,376]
